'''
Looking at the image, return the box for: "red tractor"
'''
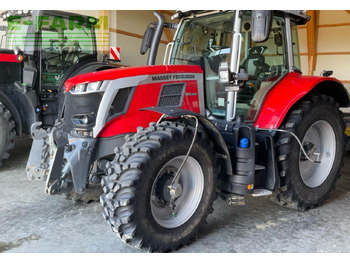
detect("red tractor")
[27,10,349,252]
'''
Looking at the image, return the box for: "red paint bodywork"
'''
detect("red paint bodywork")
[254,72,344,129]
[66,64,344,138]
[97,80,202,137]
[66,65,203,138]
[64,65,203,92]
[0,53,21,63]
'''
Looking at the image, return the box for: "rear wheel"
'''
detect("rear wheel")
[0,102,16,167]
[273,94,345,210]
[100,120,217,252]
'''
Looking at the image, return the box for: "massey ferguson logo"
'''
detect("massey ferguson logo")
[151,74,196,82]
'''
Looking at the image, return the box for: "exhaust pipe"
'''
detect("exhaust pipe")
[147,11,164,65]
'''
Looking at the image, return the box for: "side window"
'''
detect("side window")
[238,13,289,121]
[41,29,63,87]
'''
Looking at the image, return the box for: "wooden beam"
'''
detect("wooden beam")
[156,10,173,42]
[306,10,319,75]
[346,10,350,15]
[109,27,169,45]
[299,22,350,29]
[159,10,174,16]
[300,51,350,56]
[163,28,173,42]
[98,10,110,57]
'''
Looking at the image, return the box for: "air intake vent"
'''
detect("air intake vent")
[157,83,185,107]
[106,86,135,122]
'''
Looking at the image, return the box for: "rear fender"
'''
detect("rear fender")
[254,72,350,129]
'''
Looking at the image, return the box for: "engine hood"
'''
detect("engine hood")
[64,65,203,92]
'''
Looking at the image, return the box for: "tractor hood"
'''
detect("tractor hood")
[0,49,22,63]
[0,48,22,83]
[64,65,203,92]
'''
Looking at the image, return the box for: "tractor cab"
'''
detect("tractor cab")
[167,10,306,122]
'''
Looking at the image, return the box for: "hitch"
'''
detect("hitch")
[48,178,73,195]
[26,122,50,181]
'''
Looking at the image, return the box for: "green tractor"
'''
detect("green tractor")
[0,10,115,167]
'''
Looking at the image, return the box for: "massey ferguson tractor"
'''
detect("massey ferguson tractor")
[26,10,349,252]
[0,10,114,166]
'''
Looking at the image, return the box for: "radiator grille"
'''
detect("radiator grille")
[158,83,185,107]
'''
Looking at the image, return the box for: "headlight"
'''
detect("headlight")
[70,81,103,94]
[86,81,102,92]
[71,114,95,126]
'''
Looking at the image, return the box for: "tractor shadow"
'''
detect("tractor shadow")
[196,153,350,250]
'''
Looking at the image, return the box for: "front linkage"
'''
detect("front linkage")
[27,121,98,197]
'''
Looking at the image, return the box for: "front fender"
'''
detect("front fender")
[254,72,350,129]
[143,106,233,176]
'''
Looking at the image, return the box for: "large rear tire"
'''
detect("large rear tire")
[100,120,218,252]
[273,94,345,210]
[0,102,16,167]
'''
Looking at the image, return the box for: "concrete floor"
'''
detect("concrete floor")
[1,137,350,253]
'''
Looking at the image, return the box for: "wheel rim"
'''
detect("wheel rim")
[150,156,204,228]
[299,120,336,188]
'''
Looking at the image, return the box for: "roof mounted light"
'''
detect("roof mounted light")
[1,10,33,21]
[171,11,183,20]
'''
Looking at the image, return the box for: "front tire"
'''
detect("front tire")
[0,102,16,167]
[274,94,345,210]
[100,120,217,252]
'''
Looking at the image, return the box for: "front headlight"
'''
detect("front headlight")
[70,81,103,94]
[86,81,102,92]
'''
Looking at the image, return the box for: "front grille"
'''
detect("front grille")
[157,83,185,107]
[63,92,103,134]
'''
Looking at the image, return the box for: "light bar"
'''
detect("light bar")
[1,10,32,21]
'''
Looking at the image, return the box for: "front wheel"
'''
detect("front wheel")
[274,94,345,210]
[100,120,217,252]
[0,102,16,167]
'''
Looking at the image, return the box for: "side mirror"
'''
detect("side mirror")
[321,70,333,77]
[219,62,248,88]
[251,10,272,43]
[274,32,283,47]
[140,25,155,55]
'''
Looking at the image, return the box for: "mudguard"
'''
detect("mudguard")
[143,106,233,176]
[254,72,350,129]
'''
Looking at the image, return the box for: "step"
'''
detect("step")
[252,189,273,197]
[255,164,265,171]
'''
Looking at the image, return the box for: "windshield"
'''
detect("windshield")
[6,15,32,50]
[170,11,235,65]
[170,11,235,118]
